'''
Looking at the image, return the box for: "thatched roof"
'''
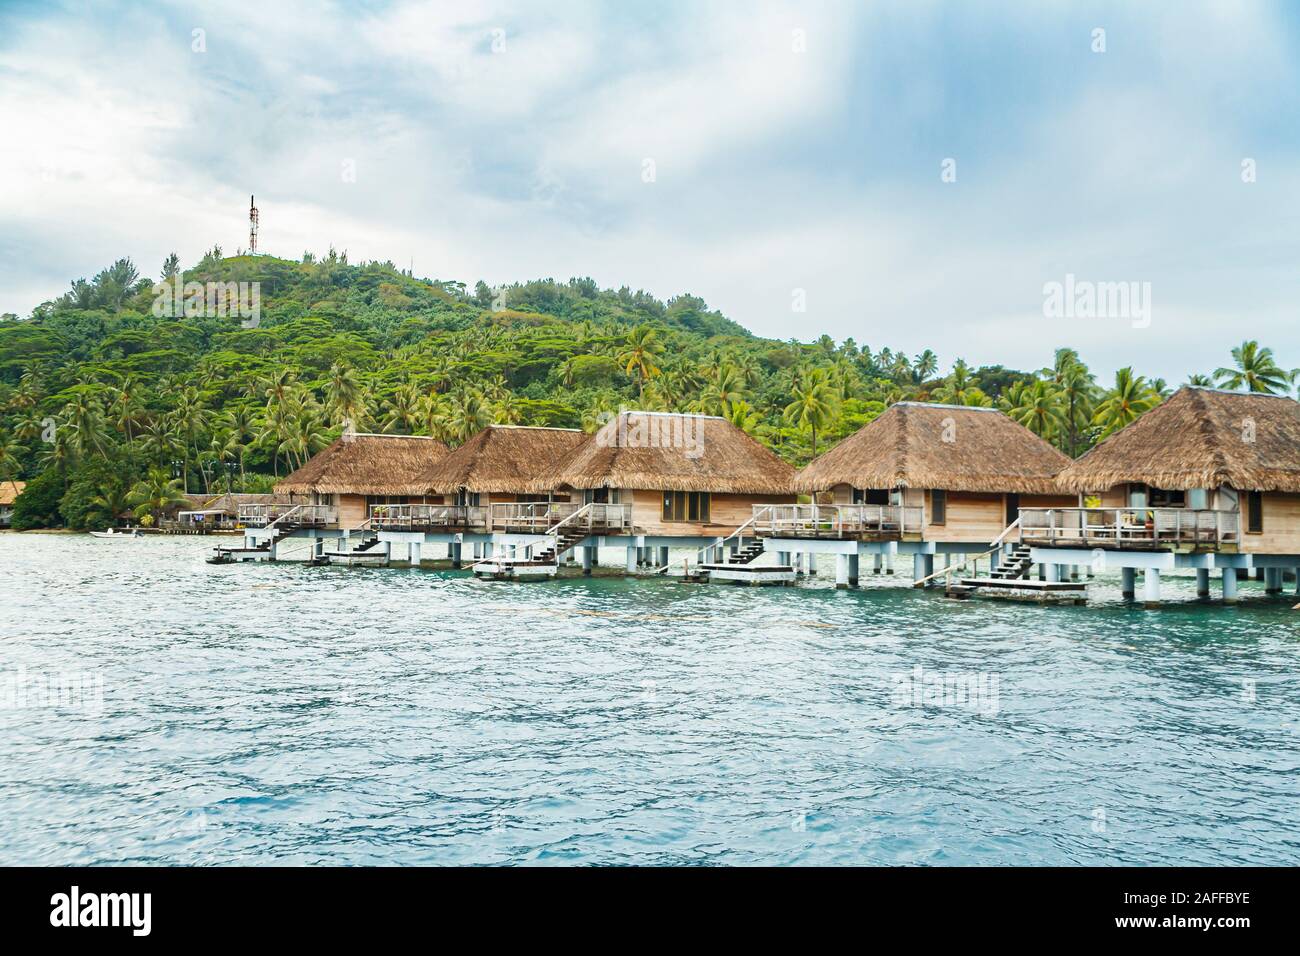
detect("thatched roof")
[1057,387,1300,493]
[794,402,1070,494]
[549,411,795,494]
[198,492,277,515]
[0,480,25,506]
[275,433,450,496]
[416,425,588,494]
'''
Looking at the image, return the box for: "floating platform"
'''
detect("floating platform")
[472,558,558,581]
[957,577,1088,604]
[696,563,796,586]
[208,546,270,563]
[320,550,388,566]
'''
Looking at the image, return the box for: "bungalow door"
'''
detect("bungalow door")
[1005,493,1020,526]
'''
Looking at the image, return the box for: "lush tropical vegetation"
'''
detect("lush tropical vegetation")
[1,250,1296,529]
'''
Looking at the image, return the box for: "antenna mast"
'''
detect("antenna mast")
[249,194,259,255]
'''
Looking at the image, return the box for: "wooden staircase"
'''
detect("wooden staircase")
[724,539,766,566]
[695,522,794,585]
[989,544,1033,580]
[532,528,589,565]
[472,505,599,580]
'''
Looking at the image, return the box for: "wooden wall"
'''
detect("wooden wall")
[1243,492,1300,554]
[628,489,793,537]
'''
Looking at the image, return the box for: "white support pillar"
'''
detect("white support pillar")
[1196,568,1210,598]
[805,552,816,576]
[848,554,859,586]
[1265,567,1282,595]
[582,545,593,575]
[381,541,392,567]
[1121,567,1136,599]
[913,553,927,582]
[1045,563,1062,583]
[451,542,462,568]
[885,552,895,575]
[626,545,637,573]
[409,541,421,567]
[313,537,324,559]
[658,546,669,567]
[1222,567,1239,603]
[873,553,883,575]
[777,551,790,568]
[835,554,850,589]
[1143,568,1161,607]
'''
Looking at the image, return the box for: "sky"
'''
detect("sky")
[1,0,1298,383]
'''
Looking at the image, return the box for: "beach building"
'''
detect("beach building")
[1023,387,1300,604]
[757,403,1075,588]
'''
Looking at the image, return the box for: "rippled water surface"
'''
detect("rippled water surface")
[1,533,1298,865]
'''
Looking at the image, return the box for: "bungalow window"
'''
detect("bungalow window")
[1247,491,1263,534]
[930,489,947,526]
[852,488,890,505]
[1148,488,1186,508]
[662,491,710,523]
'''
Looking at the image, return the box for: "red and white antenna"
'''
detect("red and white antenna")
[249,194,259,255]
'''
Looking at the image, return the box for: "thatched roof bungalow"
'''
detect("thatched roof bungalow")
[411,424,589,530]
[794,402,1073,541]
[276,433,450,528]
[0,479,25,527]
[418,425,588,499]
[1052,387,1300,553]
[547,411,795,536]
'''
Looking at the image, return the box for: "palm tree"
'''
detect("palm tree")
[725,400,760,433]
[63,391,110,460]
[88,480,131,528]
[417,392,452,442]
[381,384,422,434]
[0,432,22,483]
[1185,373,1214,387]
[170,387,211,493]
[931,359,992,407]
[1214,340,1291,393]
[110,373,145,444]
[1092,367,1159,438]
[1005,379,1066,441]
[912,349,939,384]
[1040,350,1096,457]
[697,363,746,416]
[618,325,662,401]
[446,389,493,443]
[783,367,840,457]
[128,468,190,523]
[325,361,368,427]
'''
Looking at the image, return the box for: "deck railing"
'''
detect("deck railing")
[369,503,488,531]
[1018,507,1240,547]
[564,502,633,533]
[238,503,337,528]
[490,501,582,532]
[750,503,923,538]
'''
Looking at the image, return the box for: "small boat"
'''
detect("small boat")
[89,528,143,539]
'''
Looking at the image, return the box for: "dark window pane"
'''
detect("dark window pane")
[931,489,947,525]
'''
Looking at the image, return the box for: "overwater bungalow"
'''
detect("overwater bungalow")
[1025,386,1300,604]
[226,434,449,561]
[370,425,589,565]
[757,402,1074,587]
[537,410,797,578]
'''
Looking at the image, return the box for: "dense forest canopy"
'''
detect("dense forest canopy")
[1,249,1295,529]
